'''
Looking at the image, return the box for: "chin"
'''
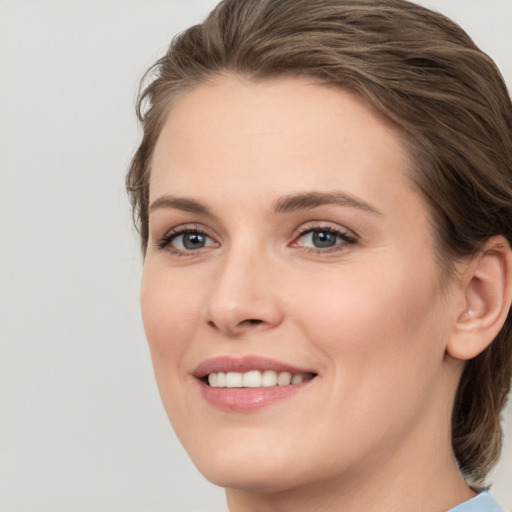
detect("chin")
[183,429,348,496]
[197,459,307,494]
[179,431,309,492]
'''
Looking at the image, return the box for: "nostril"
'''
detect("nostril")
[206,318,265,335]
[206,318,264,333]
[245,319,263,325]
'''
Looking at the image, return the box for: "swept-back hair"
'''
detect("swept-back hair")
[127,0,512,485]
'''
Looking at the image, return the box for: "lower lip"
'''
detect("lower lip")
[198,380,314,412]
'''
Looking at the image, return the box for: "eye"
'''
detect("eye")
[173,231,215,250]
[302,230,339,248]
[291,226,357,252]
[157,227,218,254]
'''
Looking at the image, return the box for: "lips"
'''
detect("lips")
[193,356,317,411]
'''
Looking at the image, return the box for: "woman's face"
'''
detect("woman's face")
[141,75,460,493]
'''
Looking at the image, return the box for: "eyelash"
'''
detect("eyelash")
[156,224,216,255]
[156,224,358,256]
[291,225,358,254]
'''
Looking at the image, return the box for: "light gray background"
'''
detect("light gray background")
[1,1,511,511]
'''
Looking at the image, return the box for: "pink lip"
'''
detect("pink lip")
[193,356,317,412]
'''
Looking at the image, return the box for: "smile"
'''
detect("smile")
[194,356,318,411]
[207,370,314,388]
[207,370,316,388]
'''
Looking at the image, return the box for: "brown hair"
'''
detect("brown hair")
[127,0,512,485]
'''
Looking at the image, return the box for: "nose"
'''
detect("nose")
[202,246,284,337]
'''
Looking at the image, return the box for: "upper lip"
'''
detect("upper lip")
[193,355,316,379]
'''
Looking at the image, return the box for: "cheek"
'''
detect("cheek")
[140,264,202,375]
[292,259,447,389]
[286,260,450,458]
[140,263,211,436]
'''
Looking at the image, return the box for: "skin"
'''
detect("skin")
[141,75,477,512]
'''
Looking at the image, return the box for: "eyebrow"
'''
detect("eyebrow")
[149,195,212,215]
[148,191,381,216]
[272,191,382,215]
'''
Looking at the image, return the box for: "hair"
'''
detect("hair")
[127,0,512,486]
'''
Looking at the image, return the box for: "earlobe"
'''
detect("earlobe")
[447,236,512,361]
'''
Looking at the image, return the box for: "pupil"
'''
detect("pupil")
[312,231,337,248]
[183,233,206,250]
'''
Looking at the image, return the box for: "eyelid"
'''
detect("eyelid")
[153,220,358,256]
[155,223,219,252]
[290,221,359,252]
[291,221,358,242]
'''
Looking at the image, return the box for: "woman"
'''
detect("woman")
[127,0,512,510]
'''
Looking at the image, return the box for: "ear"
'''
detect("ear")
[447,236,512,361]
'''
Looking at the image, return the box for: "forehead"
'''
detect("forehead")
[150,74,413,210]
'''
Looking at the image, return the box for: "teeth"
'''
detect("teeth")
[291,374,304,384]
[226,372,243,388]
[217,372,226,387]
[208,373,217,387]
[242,370,261,388]
[206,370,314,388]
[262,370,278,387]
[277,371,292,386]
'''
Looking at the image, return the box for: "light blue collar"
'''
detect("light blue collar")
[448,491,504,511]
